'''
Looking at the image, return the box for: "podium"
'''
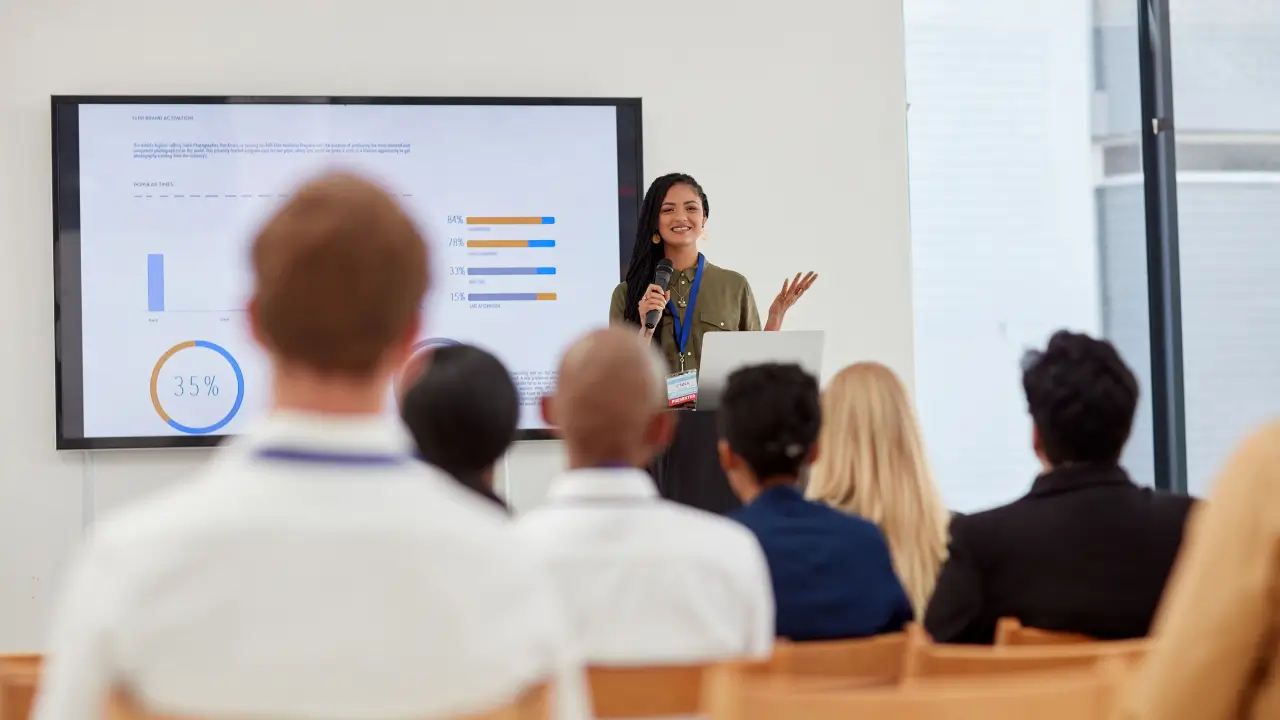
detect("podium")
[647,409,742,515]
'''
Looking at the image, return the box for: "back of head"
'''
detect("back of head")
[1022,330,1139,466]
[251,172,428,376]
[548,328,668,467]
[718,364,821,480]
[400,345,519,486]
[806,362,949,617]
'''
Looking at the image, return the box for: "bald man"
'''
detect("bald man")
[514,328,774,663]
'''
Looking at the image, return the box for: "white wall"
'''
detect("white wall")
[904,0,1098,512]
[0,0,911,650]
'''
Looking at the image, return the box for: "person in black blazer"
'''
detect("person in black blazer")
[924,331,1195,644]
[719,364,914,641]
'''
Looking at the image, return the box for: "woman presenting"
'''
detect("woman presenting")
[609,173,818,377]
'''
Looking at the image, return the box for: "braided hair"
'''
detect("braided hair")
[621,173,710,326]
[1021,330,1139,465]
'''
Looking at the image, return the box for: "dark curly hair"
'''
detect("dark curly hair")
[1021,330,1139,465]
[620,173,709,326]
[718,363,822,479]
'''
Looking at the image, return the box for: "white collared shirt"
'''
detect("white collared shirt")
[35,412,588,720]
[514,468,774,664]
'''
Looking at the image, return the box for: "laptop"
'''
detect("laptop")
[697,330,825,410]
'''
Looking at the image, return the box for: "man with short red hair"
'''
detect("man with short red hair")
[36,173,585,720]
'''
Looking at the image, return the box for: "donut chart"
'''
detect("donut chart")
[149,340,246,434]
[413,337,461,352]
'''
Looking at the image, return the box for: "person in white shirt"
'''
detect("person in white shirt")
[515,328,774,664]
[35,173,586,720]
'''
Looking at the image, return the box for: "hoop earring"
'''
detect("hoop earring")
[651,233,661,245]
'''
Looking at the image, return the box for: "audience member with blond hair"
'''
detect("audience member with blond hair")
[805,361,950,619]
[1115,421,1280,720]
[34,173,585,720]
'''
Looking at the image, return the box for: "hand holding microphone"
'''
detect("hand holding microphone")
[639,259,675,331]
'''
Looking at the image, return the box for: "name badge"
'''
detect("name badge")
[666,370,698,407]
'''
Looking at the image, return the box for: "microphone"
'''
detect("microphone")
[645,259,675,329]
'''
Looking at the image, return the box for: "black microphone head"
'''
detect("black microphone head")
[653,258,675,290]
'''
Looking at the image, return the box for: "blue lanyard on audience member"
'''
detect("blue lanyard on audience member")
[667,253,705,372]
[255,448,407,466]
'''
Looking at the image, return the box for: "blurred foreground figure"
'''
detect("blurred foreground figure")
[1115,421,1280,720]
[35,173,586,720]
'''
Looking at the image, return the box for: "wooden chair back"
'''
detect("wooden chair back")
[995,617,1096,646]
[903,635,1149,681]
[587,665,711,718]
[704,658,1125,720]
[107,683,550,720]
[769,632,908,680]
[0,655,41,720]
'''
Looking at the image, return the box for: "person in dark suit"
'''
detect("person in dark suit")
[718,363,914,641]
[400,344,518,513]
[924,330,1195,644]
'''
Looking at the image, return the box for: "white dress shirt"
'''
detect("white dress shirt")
[35,412,587,720]
[514,468,774,664]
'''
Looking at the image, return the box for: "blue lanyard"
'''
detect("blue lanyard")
[667,253,705,367]
[256,448,407,466]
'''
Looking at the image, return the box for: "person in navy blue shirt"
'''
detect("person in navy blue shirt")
[718,363,914,641]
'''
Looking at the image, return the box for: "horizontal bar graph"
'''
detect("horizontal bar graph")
[148,254,165,312]
[467,239,556,248]
[468,293,557,302]
[467,267,557,276]
[466,216,555,225]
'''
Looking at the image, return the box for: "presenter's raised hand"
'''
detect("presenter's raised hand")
[765,271,818,331]
[637,284,670,336]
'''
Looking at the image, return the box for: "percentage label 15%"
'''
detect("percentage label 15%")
[450,292,466,302]
[175,375,220,397]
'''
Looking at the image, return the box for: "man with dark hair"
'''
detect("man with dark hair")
[401,344,518,512]
[721,363,913,641]
[925,330,1195,644]
[35,173,585,720]
[515,328,774,663]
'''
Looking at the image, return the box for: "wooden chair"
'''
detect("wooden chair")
[704,658,1125,720]
[587,665,711,718]
[0,655,41,720]
[107,683,550,720]
[995,617,1096,646]
[902,634,1149,682]
[769,631,909,681]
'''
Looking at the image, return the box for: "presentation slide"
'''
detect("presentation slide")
[64,102,629,443]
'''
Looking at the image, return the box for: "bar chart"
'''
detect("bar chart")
[148,253,165,312]
[467,267,556,276]
[467,239,556,248]
[466,216,556,225]
[469,293,558,302]
[144,252,248,314]
[451,214,560,307]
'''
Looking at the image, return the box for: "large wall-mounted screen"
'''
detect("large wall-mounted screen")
[53,96,642,449]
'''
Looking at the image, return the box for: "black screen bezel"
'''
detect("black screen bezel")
[52,95,643,450]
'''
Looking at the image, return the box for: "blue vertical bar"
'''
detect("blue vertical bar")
[147,254,164,312]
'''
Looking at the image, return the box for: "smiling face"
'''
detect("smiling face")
[657,182,706,250]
